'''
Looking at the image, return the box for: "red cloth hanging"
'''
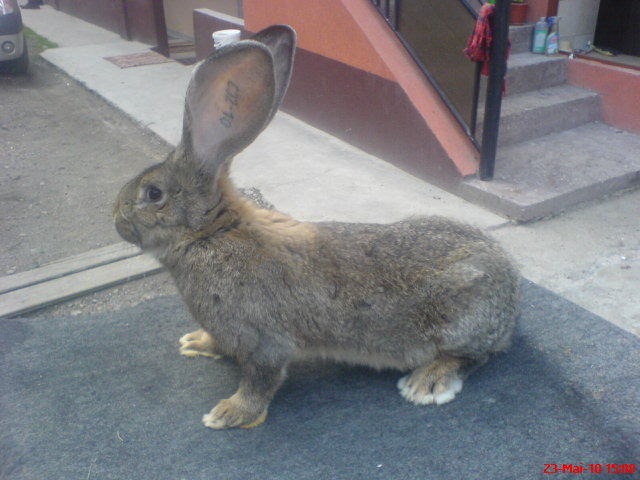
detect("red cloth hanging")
[464,3,496,76]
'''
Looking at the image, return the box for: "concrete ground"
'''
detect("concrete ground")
[17,5,640,337]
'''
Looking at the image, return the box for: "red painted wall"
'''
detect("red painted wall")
[50,0,127,37]
[45,0,168,49]
[567,58,640,135]
[243,0,394,80]
[242,0,480,176]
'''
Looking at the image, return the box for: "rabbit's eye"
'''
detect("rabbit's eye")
[146,185,164,203]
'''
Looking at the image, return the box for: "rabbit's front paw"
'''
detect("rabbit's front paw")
[179,329,222,359]
[202,395,268,430]
[398,358,464,406]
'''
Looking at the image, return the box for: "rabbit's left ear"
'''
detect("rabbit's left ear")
[183,41,276,174]
[252,25,297,123]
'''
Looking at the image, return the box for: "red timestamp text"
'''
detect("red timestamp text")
[543,464,637,474]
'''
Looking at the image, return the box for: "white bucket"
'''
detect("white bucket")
[212,29,242,49]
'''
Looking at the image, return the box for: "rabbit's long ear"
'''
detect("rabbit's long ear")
[251,25,297,124]
[182,41,275,174]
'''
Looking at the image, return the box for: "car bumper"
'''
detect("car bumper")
[0,30,24,61]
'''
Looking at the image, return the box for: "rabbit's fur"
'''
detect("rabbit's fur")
[114,25,519,430]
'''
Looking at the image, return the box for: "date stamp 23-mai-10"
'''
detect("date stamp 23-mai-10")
[543,464,636,475]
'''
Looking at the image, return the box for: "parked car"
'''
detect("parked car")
[0,0,28,73]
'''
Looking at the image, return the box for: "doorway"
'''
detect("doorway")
[592,0,640,68]
[594,0,640,56]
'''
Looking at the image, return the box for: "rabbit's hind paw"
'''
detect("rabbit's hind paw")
[398,357,464,406]
[202,396,268,429]
[179,329,222,359]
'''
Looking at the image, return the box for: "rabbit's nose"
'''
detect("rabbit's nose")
[112,198,130,218]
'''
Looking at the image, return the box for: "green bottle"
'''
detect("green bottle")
[532,17,548,54]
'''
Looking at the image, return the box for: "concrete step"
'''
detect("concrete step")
[458,122,640,221]
[477,84,601,146]
[509,24,534,54]
[506,53,567,95]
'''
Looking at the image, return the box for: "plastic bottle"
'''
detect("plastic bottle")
[532,17,548,54]
[545,17,560,55]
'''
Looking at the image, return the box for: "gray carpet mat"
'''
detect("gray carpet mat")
[1,281,638,479]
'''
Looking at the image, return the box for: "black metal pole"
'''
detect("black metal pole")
[479,0,511,180]
[470,61,482,138]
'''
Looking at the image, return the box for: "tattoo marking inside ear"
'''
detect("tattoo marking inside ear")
[220,80,240,129]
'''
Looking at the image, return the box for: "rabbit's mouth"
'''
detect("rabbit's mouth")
[114,214,142,247]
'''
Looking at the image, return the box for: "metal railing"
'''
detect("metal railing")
[371,0,510,180]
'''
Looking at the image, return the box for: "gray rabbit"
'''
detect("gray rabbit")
[114,25,520,430]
